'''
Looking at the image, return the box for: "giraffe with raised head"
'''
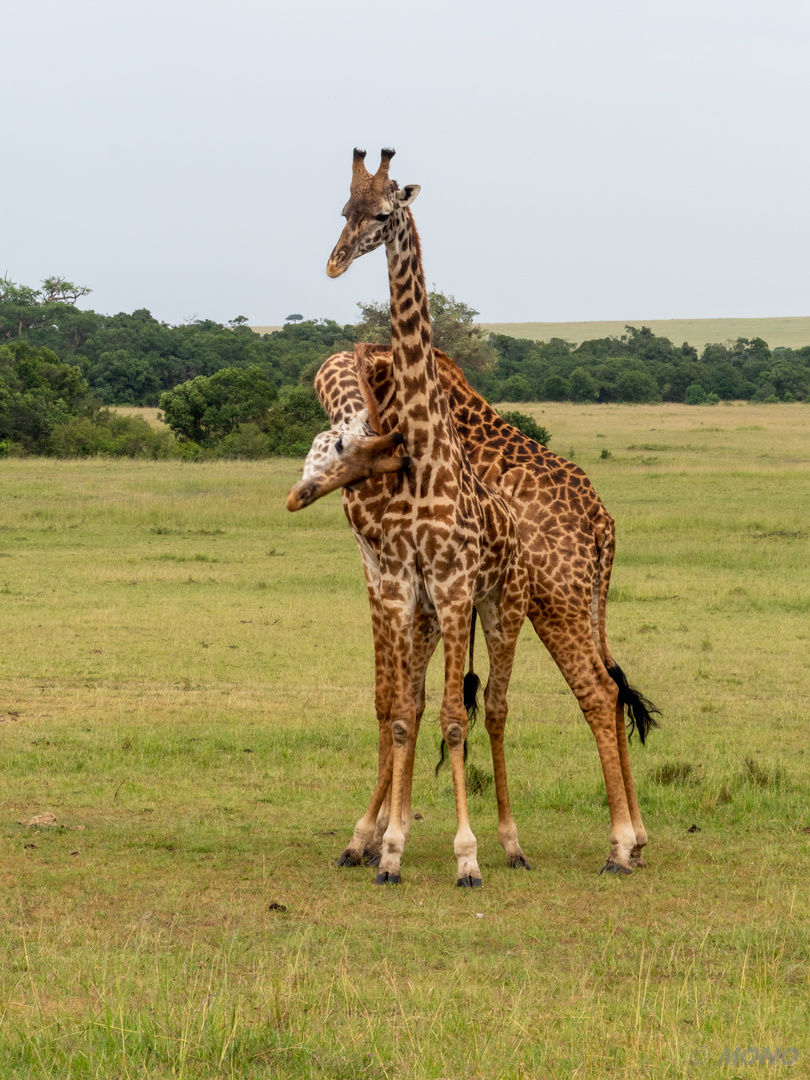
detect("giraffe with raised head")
[289,341,658,874]
[319,148,531,887]
[289,345,531,876]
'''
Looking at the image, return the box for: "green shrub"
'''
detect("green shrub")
[48,417,108,456]
[263,387,328,456]
[541,374,571,401]
[212,423,274,459]
[48,413,173,458]
[159,366,278,444]
[0,438,26,456]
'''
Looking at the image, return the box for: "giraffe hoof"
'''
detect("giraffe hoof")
[507,854,532,870]
[600,860,633,876]
[456,875,483,888]
[375,871,401,885]
[363,850,382,867]
[337,851,361,867]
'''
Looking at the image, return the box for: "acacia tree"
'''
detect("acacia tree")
[0,340,98,451]
[354,289,496,372]
[0,276,96,350]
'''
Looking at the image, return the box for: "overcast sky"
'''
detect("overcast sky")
[4,0,809,327]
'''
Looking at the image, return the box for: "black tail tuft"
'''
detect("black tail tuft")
[435,614,480,776]
[435,673,479,775]
[607,663,661,745]
[434,734,471,777]
[435,739,447,776]
[463,671,480,728]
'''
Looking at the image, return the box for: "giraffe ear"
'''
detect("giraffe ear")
[396,184,421,208]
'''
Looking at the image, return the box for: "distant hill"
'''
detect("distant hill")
[250,325,283,336]
[253,316,810,349]
[478,316,810,349]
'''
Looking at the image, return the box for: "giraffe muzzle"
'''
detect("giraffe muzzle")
[286,481,317,512]
[326,249,350,278]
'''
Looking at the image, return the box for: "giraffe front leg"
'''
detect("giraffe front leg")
[365,790,390,867]
[367,700,424,867]
[377,720,415,885]
[339,586,393,868]
[399,612,441,837]
[376,607,417,885]
[339,751,392,867]
[446,720,481,887]
[359,698,394,866]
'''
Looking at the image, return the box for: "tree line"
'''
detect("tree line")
[1,276,808,457]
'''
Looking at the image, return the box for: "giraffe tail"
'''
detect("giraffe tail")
[606,663,661,745]
[464,606,481,725]
[435,608,480,775]
[594,516,661,744]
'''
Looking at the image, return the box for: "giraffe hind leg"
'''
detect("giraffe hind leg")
[477,579,531,871]
[609,668,657,868]
[530,608,638,873]
[433,598,482,888]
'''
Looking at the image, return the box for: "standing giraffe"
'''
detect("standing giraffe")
[289,346,531,875]
[288,342,658,874]
[321,148,531,887]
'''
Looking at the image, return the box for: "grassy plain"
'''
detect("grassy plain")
[250,317,810,348]
[112,406,165,429]
[480,316,810,349]
[1,401,809,1079]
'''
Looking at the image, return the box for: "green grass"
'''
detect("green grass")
[2,403,810,1078]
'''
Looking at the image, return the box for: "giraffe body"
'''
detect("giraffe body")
[320,150,531,886]
[292,342,657,873]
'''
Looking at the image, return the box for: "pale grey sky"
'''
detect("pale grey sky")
[4,0,809,327]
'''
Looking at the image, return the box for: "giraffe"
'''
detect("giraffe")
[319,148,531,887]
[288,342,659,874]
[287,405,410,512]
[288,346,529,875]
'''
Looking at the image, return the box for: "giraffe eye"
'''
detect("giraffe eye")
[374,213,391,222]
[335,438,344,454]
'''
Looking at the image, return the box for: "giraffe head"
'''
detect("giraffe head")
[286,410,409,511]
[326,149,420,278]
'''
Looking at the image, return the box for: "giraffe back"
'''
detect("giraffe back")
[314,346,614,621]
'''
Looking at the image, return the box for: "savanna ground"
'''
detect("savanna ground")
[1,402,809,1079]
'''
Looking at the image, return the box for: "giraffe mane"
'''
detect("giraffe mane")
[353,344,383,434]
[407,209,423,264]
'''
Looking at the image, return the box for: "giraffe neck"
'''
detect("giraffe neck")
[385,210,458,465]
